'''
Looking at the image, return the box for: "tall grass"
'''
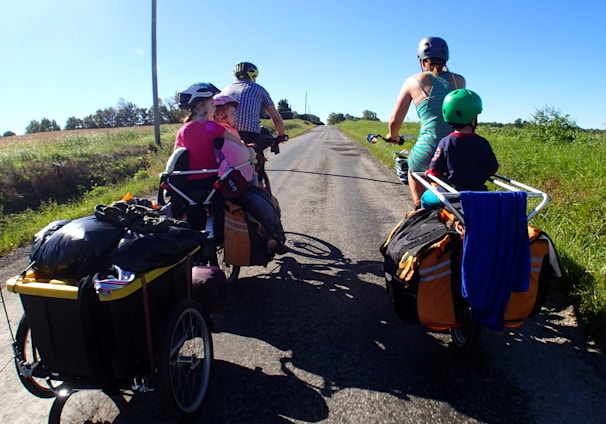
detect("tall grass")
[338,119,606,337]
[0,120,313,256]
[0,126,178,254]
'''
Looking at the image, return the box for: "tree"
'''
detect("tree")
[25,117,60,133]
[2,130,16,137]
[41,118,60,132]
[277,99,293,119]
[165,93,185,123]
[306,114,323,125]
[362,110,379,121]
[82,115,97,129]
[115,99,142,127]
[25,120,40,134]
[327,113,346,125]
[64,116,84,130]
[92,107,118,128]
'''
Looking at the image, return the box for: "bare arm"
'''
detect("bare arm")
[387,76,416,140]
[266,105,286,135]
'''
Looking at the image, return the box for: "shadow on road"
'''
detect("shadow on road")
[205,232,536,423]
[24,231,606,423]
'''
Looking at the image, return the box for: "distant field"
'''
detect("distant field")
[0,126,156,145]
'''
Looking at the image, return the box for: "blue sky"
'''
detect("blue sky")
[1,0,605,135]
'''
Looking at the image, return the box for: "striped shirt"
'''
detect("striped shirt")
[221,81,274,133]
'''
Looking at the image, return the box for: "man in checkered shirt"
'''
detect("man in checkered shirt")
[221,61,288,150]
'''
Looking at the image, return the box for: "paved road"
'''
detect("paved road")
[1,125,605,423]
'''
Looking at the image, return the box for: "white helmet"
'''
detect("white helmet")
[178,82,220,109]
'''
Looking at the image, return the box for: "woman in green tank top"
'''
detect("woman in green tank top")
[387,37,466,209]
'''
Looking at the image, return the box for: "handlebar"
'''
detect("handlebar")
[366,133,417,146]
[259,128,289,154]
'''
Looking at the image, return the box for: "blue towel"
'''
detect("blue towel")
[460,191,530,331]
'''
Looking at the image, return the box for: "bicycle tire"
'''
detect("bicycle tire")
[159,299,213,418]
[47,389,127,424]
[449,308,482,353]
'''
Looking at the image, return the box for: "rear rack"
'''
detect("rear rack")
[411,172,550,225]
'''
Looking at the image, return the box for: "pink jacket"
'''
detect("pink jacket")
[216,122,255,182]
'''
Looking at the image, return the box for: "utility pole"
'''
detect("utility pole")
[304,91,308,121]
[151,0,161,146]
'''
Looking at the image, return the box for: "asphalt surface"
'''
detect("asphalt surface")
[0,125,605,423]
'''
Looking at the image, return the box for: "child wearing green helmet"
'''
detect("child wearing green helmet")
[420,89,499,209]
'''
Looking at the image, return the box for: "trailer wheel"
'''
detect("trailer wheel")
[159,299,213,418]
[14,314,65,398]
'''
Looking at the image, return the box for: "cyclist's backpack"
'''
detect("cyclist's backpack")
[380,208,462,330]
[223,200,271,266]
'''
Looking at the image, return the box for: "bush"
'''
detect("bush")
[530,106,579,144]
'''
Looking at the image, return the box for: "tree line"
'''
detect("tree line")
[1,96,343,137]
[3,98,597,139]
[1,94,387,137]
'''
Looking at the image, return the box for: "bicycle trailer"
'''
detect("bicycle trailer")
[381,173,562,350]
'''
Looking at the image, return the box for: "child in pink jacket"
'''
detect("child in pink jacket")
[213,95,257,184]
[213,95,287,254]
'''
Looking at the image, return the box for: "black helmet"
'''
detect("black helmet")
[234,62,259,82]
[417,37,449,62]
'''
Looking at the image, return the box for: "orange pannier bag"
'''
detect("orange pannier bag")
[503,226,560,328]
[381,208,463,331]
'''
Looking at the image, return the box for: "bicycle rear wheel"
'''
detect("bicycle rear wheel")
[48,390,128,424]
[449,308,482,353]
[214,242,240,284]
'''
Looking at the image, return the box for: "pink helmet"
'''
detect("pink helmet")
[213,94,238,108]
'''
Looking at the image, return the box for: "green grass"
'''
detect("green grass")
[338,119,606,337]
[0,119,313,255]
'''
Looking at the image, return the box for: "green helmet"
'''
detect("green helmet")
[442,89,483,125]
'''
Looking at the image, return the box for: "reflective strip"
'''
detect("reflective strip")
[419,259,451,282]
[530,257,543,273]
[224,215,248,234]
